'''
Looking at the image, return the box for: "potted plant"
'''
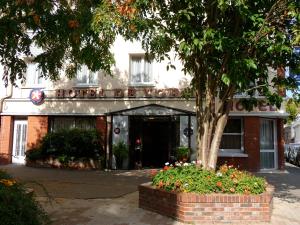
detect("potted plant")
[112,141,129,169]
[176,146,190,162]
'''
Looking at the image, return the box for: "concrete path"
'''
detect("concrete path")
[1,163,300,225]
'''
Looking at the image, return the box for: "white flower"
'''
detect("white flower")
[183,162,189,166]
[175,162,182,167]
[216,172,223,177]
[165,162,170,166]
[183,183,189,187]
[191,161,196,164]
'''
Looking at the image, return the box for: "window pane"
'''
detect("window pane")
[88,70,97,84]
[224,119,241,133]
[220,134,241,149]
[27,63,44,85]
[75,117,96,130]
[51,117,74,131]
[260,152,275,169]
[260,120,274,149]
[50,117,96,131]
[130,55,153,84]
[131,56,142,83]
[143,60,152,82]
[77,66,88,83]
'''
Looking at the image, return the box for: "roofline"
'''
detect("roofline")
[105,103,195,116]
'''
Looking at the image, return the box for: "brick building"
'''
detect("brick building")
[0,37,287,171]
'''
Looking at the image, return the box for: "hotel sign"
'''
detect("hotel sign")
[54,88,279,112]
[55,88,182,98]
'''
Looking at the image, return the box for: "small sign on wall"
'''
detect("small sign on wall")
[183,127,193,137]
[29,89,45,105]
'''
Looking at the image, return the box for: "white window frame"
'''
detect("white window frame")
[25,63,46,87]
[129,54,154,86]
[75,65,98,87]
[219,118,244,153]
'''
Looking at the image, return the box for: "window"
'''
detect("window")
[220,118,243,152]
[130,55,153,86]
[26,63,45,86]
[49,117,96,132]
[76,65,97,86]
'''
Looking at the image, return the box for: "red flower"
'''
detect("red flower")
[163,166,169,171]
[216,181,222,188]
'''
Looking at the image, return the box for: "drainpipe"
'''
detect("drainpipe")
[0,83,13,114]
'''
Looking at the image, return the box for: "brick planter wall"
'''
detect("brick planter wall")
[139,182,273,223]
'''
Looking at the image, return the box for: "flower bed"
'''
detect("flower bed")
[139,164,273,223]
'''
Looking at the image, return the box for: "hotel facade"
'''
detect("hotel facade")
[0,37,287,171]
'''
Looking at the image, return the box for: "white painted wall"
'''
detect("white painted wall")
[293,123,300,143]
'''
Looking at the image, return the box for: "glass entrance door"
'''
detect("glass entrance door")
[260,119,277,169]
[12,120,28,164]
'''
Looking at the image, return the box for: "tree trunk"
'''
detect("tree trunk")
[195,78,233,170]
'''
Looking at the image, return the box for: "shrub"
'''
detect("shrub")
[112,141,129,168]
[152,164,267,194]
[26,129,104,161]
[0,170,49,225]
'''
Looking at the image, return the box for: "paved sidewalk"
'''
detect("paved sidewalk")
[0,165,150,198]
[1,163,300,225]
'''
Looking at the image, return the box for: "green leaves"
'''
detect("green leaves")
[0,0,117,85]
[244,59,257,70]
[221,73,230,86]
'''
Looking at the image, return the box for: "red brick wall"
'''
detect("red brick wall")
[27,116,48,149]
[139,183,273,223]
[96,116,106,136]
[96,116,107,149]
[244,117,261,171]
[277,118,285,170]
[0,116,13,164]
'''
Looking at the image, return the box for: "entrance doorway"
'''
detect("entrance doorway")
[260,119,277,169]
[12,120,28,164]
[129,116,179,168]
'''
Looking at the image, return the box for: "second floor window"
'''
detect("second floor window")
[130,55,153,86]
[76,65,97,86]
[26,63,45,86]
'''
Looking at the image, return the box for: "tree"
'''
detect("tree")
[0,0,116,86]
[93,0,300,169]
[285,98,299,124]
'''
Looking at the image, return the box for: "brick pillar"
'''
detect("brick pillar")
[96,116,107,137]
[96,116,107,148]
[27,116,48,149]
[277,118,285,170]
[96,116,107,168]
[0,116,13,164]
[244,117,260,172]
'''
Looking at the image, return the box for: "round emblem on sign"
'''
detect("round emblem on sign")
[183,127,193,137]
[29,89,45,105]
[114,127,121,134]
